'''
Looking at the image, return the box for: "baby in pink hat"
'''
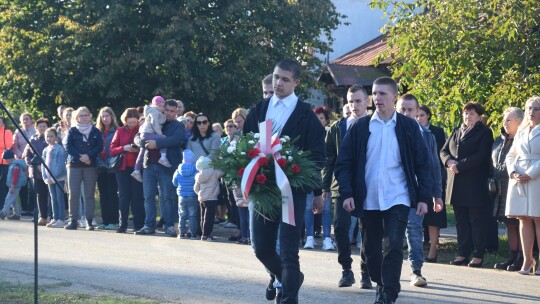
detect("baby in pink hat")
[132,96,171,182]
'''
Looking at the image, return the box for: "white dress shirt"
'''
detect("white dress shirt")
[265,93,298,135]
[364,111,410,211]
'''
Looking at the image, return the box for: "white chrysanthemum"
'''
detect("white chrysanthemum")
[283,135,290,140]
[227,146,235,153]
[230,140,237,147]
[240,152,246,155]
[288,156,293,161]
[248,140,255,144]
[254,133,260,138]
[280,138,287,143]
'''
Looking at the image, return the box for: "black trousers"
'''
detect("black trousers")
[115,168,145,231]
[225,185,239,226]
[362,205,409,303]
[19,184,36,212]
[333,196,370,275]
[453,205,488,259]
[33,178,49,220]
[333,197,353,270]
[253,193,306,304]
[97,171,119,225]
[200,200,217,237]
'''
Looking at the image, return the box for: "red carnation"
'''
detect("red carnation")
[277,158,287,168]
[292,164,300,174]
[248,148,261,158]
[258,157,269,167]
[237,168,245,176]
[255,173,267,184]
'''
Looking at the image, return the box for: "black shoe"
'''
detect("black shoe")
[383,297,395,304]
[507,251,523,271]
[450,258,469,266]
[468,259,483,268]
[299,271,304,288]
[134,226,155,235]
[361,271,372,289]
[424,256,438,263]
[86,220,94,231]
[116,227,127,233]
[64,220,78,230]
[374,285,384,304]
[265,277,276,301]
[338,270,355,287]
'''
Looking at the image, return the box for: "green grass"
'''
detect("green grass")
[0,281,158,304]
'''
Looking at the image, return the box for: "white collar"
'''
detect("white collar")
[370,110,397,124]
[270,92,297,109]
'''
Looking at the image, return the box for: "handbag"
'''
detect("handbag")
[96,154,123,170]
[488,178,498,201]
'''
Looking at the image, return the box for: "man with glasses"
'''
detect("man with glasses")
[134,99,186,237]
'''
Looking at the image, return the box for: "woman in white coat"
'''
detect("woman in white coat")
[506,96,540,275]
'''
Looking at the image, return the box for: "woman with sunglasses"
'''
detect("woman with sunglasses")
[187,113,221,162]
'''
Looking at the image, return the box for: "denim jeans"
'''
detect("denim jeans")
[179,196,198,235]
[2,187,21,216]
[406,207,424,272]
[253,193,306,304]
[304,192,332,238]
[361,204,409,303]
[142,164,175,229]
[238,206,250,240]
[115,167,145,230]
[48,181,65,221]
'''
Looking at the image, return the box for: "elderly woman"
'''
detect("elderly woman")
[63,107,103,230]
[441,102,494,268]
[491,107,524,271]
[506,96,540,275]
[417,105,448,262]
[110,108,145,233]
[95,107,120,230]
[13,112,36,216]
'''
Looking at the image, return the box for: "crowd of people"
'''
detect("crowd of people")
[0,59,539,304]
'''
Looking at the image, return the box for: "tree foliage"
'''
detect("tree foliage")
[0,0,343,121]
[370,0,540,133]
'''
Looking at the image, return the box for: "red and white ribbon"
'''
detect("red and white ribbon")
[241,120,295,226]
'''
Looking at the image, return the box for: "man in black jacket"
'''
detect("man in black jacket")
[334,77,431,304]
[244,59,325,304]
[322,84,372,289]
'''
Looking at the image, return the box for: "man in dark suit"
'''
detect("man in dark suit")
[334,77,431,304]
[244,59,325,304]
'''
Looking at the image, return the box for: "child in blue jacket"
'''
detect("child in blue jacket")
[0,149,28,220]
[172,149,198,239]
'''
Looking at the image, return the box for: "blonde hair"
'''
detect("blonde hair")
[212,123,223,135]
[231,108,248,120]
[96,107,119,131]
[19,112,32,123]
[520,96,540,130]
[71,106,93,126]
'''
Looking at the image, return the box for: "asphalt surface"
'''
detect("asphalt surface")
[1,219,539,304]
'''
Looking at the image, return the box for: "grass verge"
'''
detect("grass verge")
[0,280,158,304]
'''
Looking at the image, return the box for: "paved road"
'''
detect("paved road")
[1,219,539,304]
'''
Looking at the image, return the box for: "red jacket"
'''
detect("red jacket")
[110,126,138,170]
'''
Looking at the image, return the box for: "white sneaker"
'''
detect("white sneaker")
[158,158,172,168]
[304,236,315,249]
[79,217,87,228]
[131,171,143,182]
[46,219,57,227]
[51,220,65,228]
[322,237,336,251]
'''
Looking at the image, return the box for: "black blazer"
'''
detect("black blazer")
[243,97,326,195]
[440,122,494,207]
[429,124,447,185]
[334,113,432,217]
